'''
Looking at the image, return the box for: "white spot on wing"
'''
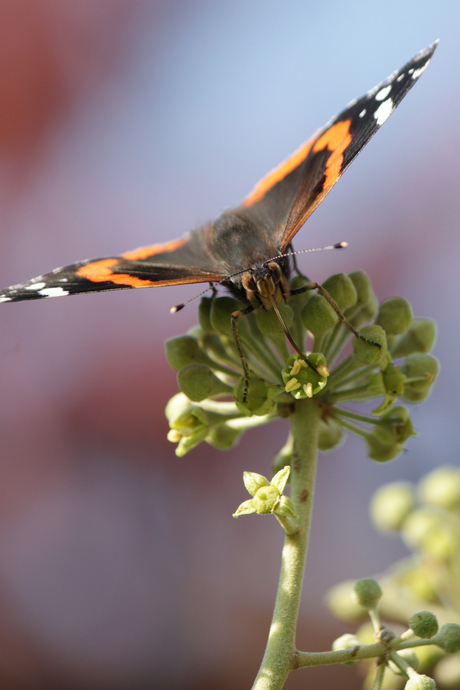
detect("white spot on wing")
[359,109,366,118]
[397,73,404,82]
[411,62,429,80]
[374,98,393,126]
[25,281,46,291]
[375,85,391,102]
[0,296,12,303]
[38,287,69,298]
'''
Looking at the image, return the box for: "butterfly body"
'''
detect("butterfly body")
[0,42,437,308]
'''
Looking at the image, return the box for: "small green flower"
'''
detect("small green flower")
[233,466,297,518]
[365,405,417,462]
[282,352,328,399]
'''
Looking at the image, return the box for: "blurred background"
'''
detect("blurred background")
[0,1,457,688]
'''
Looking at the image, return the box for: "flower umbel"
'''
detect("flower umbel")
[165,271,438,460]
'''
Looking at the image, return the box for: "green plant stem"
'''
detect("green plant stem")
[252,400,320,690]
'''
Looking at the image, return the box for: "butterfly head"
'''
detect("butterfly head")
[235,257,290,311]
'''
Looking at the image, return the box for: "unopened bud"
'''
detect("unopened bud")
[391,318,436,358]
[401,353,439,402]
[352,326,387,365]
[178,363,233,401]
[322,273,358,311]
[352,578,382,609]
[301,294,338,334]
[376,297,413,335]
[409,611,439,639]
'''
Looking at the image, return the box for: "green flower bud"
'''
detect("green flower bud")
[322,273,358,311]
[433,624,460,654]
[210,296,241,336]
[419,466,460,510]
[376,297,413,336]
[207,423,242,450]
[404,674,436,690]
[301,294,338,334]
[365,427,404,462]
[365,406,416,462]
[348,270,372,306]
[318,418,343,452]
[370,481,415,532]
[177,363,232,401]
[253,484,282,514]
[391,318,436,358]
[352,325,387,365]
[332,633,361,665]
[352,578,382,610]
[256,303,293,335]
[243,471,269,497]
[165,335,213,370]
[198,296,215,332]
[409,612,439,639]
[233,373,278,417]
[282,353,328,399]
[325,581,366,622]
[401,353,439,402]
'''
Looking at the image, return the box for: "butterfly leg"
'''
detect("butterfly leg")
[231,305,254,403]
[292,282,381,350]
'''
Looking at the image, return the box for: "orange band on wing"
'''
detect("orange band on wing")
[122,238,186,261]
[76,259,156,288]
[242,136,315,207]
[312,120,352,190]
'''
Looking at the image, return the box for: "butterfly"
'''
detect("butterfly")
[0,42,437,395]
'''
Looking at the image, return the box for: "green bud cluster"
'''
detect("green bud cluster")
[165,271,437,460]
[328,465,460,689]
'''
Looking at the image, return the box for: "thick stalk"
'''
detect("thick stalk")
[252,400,320,690]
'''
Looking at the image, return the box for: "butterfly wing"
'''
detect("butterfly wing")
[0,225,229,303]
[240,41,438,251]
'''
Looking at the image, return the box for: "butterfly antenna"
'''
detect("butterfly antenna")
[264,241,348,267]
[170,283,217,313]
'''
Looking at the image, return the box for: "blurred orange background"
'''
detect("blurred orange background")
[0,2,456,688]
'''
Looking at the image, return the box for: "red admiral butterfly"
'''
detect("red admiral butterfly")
[0,43,437,368]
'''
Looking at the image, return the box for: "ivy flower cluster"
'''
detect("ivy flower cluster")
[165,270,438,464]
